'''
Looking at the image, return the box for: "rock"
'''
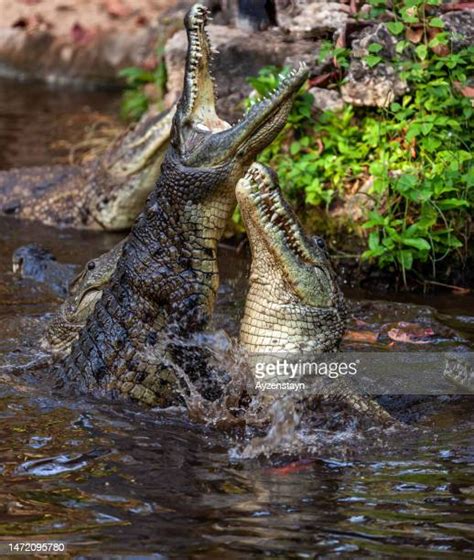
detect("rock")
[0,27,158,87]
[441,10,474,51]
[276,1,351,40]
[283,50,319,71]
[341,59,408,107]
[164,23,316,121]
[340,23,407,108]
[351,23,397,59]
[206,1,276,30]
[342,176,375,222]
[309,87,343,112]
[331,176,376,223]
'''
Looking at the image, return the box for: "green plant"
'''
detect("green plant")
[240,2,473,285]
[318,41,351,70]
[119,45,167,120]
[360,0,473,284]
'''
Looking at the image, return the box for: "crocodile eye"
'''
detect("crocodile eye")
[316,237,326,249]
[87,261,96,271]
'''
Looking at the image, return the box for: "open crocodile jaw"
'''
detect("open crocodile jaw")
[237,163,336,299]
[172,4,308,169]
[237,163,347,354]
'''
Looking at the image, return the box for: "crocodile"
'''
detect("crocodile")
[43,240,125,353]
[0,105,174,231]
[46,157,399,425]
[12,244,78,298]
[45,165,348,356]
[236,163,347,354]
[235,164,394,422]
[55,4,308,407]
[44,163,347,355]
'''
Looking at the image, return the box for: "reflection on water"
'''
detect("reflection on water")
[0,217,473,558]
[0,78,473,558]
[0,78,121,171]
[0,376,473,558]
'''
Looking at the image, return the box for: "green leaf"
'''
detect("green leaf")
[290,142,301,155]
[437,199,469,210]
[415,44,428,61]
[118,67,155,85]
[369,161,387,176]
[364,55,383,68]
[401,7,419,23]
[362,246,386,260]
[368,43,384,53]
[368,231,380,250]
[399,250,414,270]
[420,122,434,135]
[421,137,441,152]
[120,90,149,120]
[406,123,421,141]
[396,40,410,54]
[429,17,445,29]
[394,174,418,193]
[318,40,334,62]
[387,22,405,35]
[402,237,431,251]
[363,211,387,228]
[443,236,463,249]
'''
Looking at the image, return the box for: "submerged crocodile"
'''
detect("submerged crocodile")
[43,240,125,352]
[0,105,174,230]
[55,4,309,406]
[12,243,78,298]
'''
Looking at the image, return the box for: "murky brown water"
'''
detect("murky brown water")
[0,80,473,558]
[0,78,121,171]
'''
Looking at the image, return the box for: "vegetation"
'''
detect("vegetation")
[119,45,167,121]
[240,0,473,285]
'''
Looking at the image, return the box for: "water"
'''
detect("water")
[0,78,121,170]
[0,80,473,558]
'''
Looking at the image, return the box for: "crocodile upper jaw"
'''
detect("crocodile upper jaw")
[237,163,340,309]
[173,4,308,169]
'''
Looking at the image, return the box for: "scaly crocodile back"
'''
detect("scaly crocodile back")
[57,149,235,406]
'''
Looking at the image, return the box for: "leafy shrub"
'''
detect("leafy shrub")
[240,1,472,285]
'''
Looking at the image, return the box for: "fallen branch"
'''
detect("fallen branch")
[423,280,471,295]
